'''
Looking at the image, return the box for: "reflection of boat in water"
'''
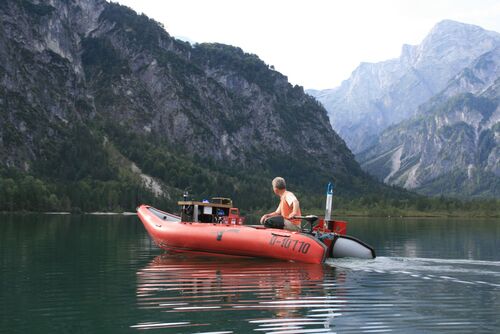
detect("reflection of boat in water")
[137,255,325,296]
[134,255,349,331]
[137,203,375,264]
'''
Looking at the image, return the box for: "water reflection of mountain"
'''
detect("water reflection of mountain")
[133,254,347,332]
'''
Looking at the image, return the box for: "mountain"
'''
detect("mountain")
[309,20,500,153]
[358,47,500,198]
[0,0,386,212]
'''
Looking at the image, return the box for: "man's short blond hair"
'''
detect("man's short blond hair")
[272,177,286,190]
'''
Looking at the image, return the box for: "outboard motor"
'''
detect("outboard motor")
[317,181,376,259]
[296,214,376,259]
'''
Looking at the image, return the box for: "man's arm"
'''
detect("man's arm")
[286,198,300,220]
[260,203,282,224]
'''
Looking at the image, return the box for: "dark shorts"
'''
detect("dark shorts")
[264,216,284,229]
[264,216,301,231]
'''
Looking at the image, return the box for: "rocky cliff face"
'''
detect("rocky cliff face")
[0,0,377,208]
[309,20,500,154]
[358,47,500,198]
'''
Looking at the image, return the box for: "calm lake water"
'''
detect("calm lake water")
[1,214,499,333]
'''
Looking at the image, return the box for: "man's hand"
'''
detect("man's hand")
[260,214,268,224]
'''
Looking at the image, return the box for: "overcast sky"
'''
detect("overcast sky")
[113,0,500,90]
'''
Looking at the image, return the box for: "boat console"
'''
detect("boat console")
[179,198,244,224]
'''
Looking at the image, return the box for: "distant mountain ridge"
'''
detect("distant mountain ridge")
[308,20,500,154]
[0,0,388,211]
[357,46,500,198]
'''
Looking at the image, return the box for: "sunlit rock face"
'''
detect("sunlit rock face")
[357,47,500,198]
[309,20,500,154]
[0,0,376,196]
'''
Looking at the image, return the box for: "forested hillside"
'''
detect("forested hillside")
[0,0,393,212]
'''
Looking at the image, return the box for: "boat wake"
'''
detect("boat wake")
[327,256,500,288]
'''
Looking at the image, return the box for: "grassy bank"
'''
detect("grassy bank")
[311,209,500,218]
[1,207,498,219]
[249,208,500,220]
[307,196,500,218]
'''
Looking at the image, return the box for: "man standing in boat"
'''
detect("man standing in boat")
[260,177,302,231]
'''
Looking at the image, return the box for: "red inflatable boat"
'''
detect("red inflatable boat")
[137,202,375,264]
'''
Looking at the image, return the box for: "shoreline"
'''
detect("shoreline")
[0,211,137,215]
[315,212,500,219]
[87,212,137,215]
[248,210,500,219]
[1,210,497,218]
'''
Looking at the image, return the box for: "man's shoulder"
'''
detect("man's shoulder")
[284,191,298,202]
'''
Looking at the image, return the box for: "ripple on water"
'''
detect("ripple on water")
[131,254,500,333]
